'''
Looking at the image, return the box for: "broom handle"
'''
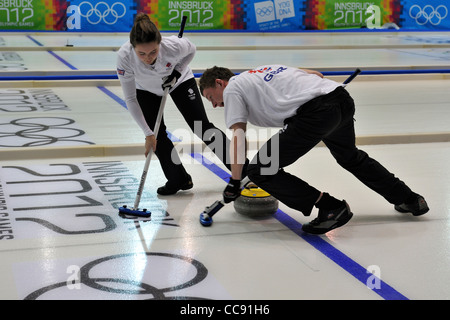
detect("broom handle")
[343,68,361,86]
[178,15,187,38]
[133,87,170,209]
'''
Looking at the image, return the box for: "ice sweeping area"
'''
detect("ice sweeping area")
[0,31,449,301]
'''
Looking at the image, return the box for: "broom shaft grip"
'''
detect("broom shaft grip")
[343,68,361,85]
[178,16,187,38]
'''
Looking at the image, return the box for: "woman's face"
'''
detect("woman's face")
[134,41,160,65]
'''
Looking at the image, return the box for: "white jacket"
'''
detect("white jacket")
[224,65,342,129]
[116,36,196,136]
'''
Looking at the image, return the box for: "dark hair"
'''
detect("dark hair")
[199,66,235,95]
[130,13,161,47]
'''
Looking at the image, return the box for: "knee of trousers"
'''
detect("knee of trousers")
[247,163,268,184]
[246,163,258,178]
[334,149,369,170]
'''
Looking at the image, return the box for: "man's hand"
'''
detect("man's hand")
[223,178,241,203]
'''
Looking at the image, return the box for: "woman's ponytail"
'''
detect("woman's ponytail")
[130,12,161,47]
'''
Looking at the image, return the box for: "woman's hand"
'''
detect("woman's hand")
[145,135,157,157]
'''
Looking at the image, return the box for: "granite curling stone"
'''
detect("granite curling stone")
[233,183,279,217]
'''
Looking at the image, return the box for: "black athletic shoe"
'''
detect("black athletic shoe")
[157,175,193,195]
[395,194,429,216]
[302,201,353,235]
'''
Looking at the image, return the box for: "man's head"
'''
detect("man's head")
[199,66,235,108]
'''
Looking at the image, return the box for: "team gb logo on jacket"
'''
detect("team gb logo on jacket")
[248,66,288,82]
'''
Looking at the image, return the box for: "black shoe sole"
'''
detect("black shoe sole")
[394,196,429,216]
[157,181,193,195]
[395,205,429,216]
[302,212,353,235]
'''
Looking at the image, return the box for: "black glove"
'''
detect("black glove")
[223,178,241,203]
[162,70,181,90]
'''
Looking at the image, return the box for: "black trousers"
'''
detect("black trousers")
[247,87,412,216]
[137,78,231,188]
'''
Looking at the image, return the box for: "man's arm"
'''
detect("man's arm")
[230,122,247,180]
[222,122,247,203]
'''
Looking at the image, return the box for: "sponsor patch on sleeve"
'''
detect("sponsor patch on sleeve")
[117,68,125,76]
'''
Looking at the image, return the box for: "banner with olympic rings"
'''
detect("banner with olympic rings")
[65,0,136,32]
[0,0,448,31]
[400,0,449,30]
[240,0,302,31]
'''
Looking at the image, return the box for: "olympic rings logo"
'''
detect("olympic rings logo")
[24,253,210,300]
[0,117,93,147]
[78,1,126,25]
[256,6,274,17]
[409,4,448,26]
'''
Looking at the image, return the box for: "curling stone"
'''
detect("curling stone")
[233,183,278,217]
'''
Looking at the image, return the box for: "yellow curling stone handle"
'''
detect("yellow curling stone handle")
[241,184,271,198]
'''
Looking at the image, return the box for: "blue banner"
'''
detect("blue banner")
[400,0,449,30]
[66,0,136,32]
[242,0,304,31]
